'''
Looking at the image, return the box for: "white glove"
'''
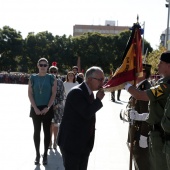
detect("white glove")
[124,83,132,91]
[129,110,148,121]
[139,135,148,148]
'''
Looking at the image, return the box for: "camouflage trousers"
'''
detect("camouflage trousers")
[163,140,170,170]
[149,131,169,170]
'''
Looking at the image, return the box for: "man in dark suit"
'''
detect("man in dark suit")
[57,66,105,170]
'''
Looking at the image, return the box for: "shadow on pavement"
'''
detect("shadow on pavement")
[34,149,64,170]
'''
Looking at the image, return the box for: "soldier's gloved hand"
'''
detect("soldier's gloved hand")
[124,82,132,91]
[139,135,148,148]
[129,110,148,121]
[129,109,137,120]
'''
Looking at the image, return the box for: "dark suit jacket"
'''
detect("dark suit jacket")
[76,75,83,84]
[57,82,103,154]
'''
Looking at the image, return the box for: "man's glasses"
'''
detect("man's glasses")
[39,64,48,67]
[92,77,104,82]
[50,71,57,73]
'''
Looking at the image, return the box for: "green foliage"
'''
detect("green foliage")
[0,25,156,74]
[146,45,166,74]
[0,26,23,71]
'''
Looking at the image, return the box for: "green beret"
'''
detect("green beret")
[160,51,170,63]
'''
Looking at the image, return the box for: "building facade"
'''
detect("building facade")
[73,21,130,36]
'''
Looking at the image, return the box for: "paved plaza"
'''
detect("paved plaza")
[0,84,135,170]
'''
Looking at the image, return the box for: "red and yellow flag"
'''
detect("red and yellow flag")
[103,23,143,92]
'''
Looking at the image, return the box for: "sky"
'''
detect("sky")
[1,0,169,50]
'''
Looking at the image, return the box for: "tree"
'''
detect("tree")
[0,25,154,74]
[25,31,55,72]
[147,45,166,74]
[0,26,23,71]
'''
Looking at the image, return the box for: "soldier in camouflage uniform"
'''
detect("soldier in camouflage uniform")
[125,51,170,170]
[128,64,153,170]
[161,94,170,170]
[161,65,170,170]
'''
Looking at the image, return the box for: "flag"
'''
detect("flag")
[103,22,143,92]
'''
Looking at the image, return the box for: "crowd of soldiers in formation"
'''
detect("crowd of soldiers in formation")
[0,72,30,84]
[0,72,67,84]
[0,71,161,86]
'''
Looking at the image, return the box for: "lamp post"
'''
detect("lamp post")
[166,0,170,50]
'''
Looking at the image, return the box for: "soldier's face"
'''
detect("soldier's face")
[72,69,78,74]
[158,60,170,76]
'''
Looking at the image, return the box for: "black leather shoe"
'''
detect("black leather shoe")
[111,99,115,102]
[34,156,40,165]
[42,155,47,165]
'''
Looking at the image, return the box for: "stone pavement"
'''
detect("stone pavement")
[0,84,134,170]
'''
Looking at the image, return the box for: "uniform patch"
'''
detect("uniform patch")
[150,85,164,97]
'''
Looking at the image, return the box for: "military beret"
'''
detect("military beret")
[160,51,170,63]
[72,66,78,70]
[143,63,151,72]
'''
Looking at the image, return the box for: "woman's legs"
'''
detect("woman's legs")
[42,117,52,156]
[49,123,54,148]
[32,117,42,157]
[53,123,59,149]
[117,89,121,100]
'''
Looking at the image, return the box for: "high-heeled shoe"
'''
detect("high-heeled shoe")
[34,155,40,165]
[42,155,48,165]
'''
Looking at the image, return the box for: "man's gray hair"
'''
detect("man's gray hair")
[85,66,103,80]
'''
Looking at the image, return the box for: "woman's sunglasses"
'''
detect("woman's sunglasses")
[39,64,48,67]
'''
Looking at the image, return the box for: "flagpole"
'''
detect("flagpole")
[129,48,137,170]
[129,16,141,170]
[129,71,137,170]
